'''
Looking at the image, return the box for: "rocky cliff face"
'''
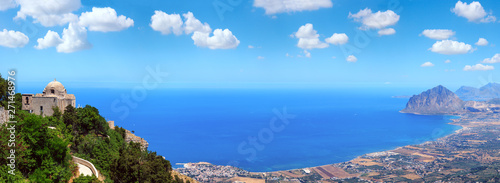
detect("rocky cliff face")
[455,83,500,101]
[401,85,465,114]
[125,130,149,150]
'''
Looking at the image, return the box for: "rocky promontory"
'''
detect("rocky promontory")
[401,85,465,114]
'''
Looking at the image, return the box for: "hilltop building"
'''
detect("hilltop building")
[22,79,76,116]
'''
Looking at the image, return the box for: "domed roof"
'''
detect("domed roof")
[43,79,66,95]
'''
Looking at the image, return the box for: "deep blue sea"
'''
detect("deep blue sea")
[21,87,461,172]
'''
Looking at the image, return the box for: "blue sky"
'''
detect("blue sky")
[0,0,499,90]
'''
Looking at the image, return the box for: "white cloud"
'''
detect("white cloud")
[445,59,451,63]
[150,10,183,35]
[35,23,91,53]
[421,62,434,67]
[253,0,333,15]
[79,7,134,32]
[303,50,311,57]
[35,30,62,49]
[257,56,265,59]
[14,0,80,27]
[464,64,494,71]
[294,23,328,49]
[183,11,211,34]
[348,8,400,30]
[429,40,472,55]
[325,33,348,45]
[421,29,455,40]
[378,28,395,36]
[0,29,29,48]
[475,38,488,46]
[57,23,91,53]
[248,45,254,49]
[0,0,16,11]
[191,29,240,49]
[482,53,500,64]
[346,55,357,62]
[452,1,496,23]
[150,11,239,49]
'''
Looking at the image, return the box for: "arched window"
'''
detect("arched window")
[51,89,55,94]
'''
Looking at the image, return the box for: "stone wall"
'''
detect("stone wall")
[30,97,58,116]
[0,107,8,125]
[72,156,99,178]
[107,121,115,129]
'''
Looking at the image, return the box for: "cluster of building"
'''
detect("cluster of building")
[176,163,249,182]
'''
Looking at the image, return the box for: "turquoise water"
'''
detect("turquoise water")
[21,87,461,172]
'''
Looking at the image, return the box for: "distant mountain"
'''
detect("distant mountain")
[487,98,500,105]
[455,83,500,101]
[401,85,464,114]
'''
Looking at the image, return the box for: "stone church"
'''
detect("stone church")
[22,79,76,116]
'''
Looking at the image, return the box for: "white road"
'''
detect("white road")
[77,163,94,176]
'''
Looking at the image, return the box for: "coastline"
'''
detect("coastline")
[177,112,478,182]
[261,114,465,173]
[177,92,500,182]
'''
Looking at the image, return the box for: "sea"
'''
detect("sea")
[20,86,461,172]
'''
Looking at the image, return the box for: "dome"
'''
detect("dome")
[43,79,67,96]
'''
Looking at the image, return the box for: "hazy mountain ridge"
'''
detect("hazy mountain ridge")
[455,83,500,101]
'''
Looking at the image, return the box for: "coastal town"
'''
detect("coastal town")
[176,86,500,182]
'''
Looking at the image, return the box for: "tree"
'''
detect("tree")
[0,74,7,108]
[52,106,62,120]
[110,142,180,183]
[63,105,78,128]
[73,175,100,183]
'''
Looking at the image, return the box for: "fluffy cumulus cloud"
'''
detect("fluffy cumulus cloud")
[475,38,488,46]
[452,1,496,23]
[253,0,333,15]
[191,29,240,49]
[421,62,434,67]
[421,29,455,40]
[294,23,328,49]
[35,30,62,49]
[482,53,500,64]
[325,33,348,45]
[56,23,91,53]
[378,28,395,36]
[35,23,91,53]
[429,40,472,55]
[183,12,211,34]
[150,11,184,35]
[464,64,494,71]
[349,8,400,33]
[346,55,357,62]
[0,29,29,48]
[150,11,237,49]
[79,7,134,32]
[0,0,16,11]
[14,0,81,27]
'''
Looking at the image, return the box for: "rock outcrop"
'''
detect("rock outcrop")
[455,83,500,101]
[401,85,465,114]
[125,130,149,150]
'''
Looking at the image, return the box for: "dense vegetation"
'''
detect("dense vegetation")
[0,74,189,183]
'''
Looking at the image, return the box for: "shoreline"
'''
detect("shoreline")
[177,106,500,182]
[178,113,466,173]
